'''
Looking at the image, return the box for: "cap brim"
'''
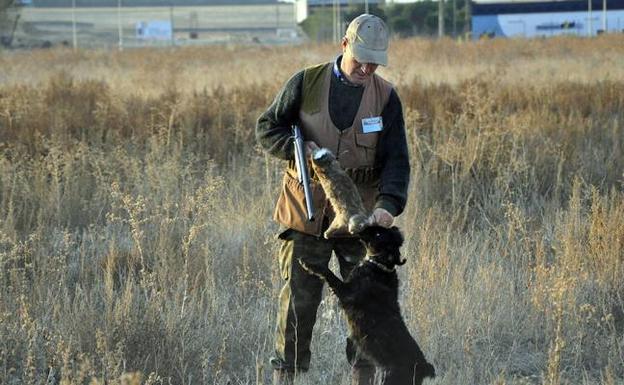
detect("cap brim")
[349,43,388,66]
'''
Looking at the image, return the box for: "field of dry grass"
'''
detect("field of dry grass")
[0,35,623,385]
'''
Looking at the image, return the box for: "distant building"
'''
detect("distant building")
[472,0,624,38]
[29,0,275,6]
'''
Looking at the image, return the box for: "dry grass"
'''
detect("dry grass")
[0,35,623,385]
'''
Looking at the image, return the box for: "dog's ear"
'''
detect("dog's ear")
[390,226,404,247]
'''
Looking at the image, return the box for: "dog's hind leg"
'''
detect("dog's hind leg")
[298,259,347,299]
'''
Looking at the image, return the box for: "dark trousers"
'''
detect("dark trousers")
[272,229,373,373]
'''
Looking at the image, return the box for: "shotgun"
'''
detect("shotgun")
[292,125,315,221]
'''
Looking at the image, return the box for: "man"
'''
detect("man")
[256,14,410,385]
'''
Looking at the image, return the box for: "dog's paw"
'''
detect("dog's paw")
[324,223,351,239]
[297,259,331,280]
[297,259,312,272]
[297,259,320,276]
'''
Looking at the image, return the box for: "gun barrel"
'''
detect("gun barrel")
[292,125,315,221]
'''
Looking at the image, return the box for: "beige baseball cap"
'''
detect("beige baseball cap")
[345,14,389,66]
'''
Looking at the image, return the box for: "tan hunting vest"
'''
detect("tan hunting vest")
[273,62,393,236]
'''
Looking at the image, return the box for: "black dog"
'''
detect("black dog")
[300,226,435,385]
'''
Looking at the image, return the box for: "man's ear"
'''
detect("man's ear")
[341,37,349,51]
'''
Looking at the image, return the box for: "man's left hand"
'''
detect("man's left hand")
[370,208,394,228]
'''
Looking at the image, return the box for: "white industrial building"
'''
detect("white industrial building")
[472,0,624,38]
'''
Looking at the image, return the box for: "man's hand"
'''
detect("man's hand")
[370,208,394,228]
[304,141,320,157]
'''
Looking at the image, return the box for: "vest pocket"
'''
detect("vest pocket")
[273,170,326,236]
[354,131,378,148]
[354,131,378,165]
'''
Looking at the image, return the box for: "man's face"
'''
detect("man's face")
[340,38,379,85]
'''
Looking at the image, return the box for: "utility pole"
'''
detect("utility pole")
[117,0,123,51]
[452,0,457,37]
[465,0,471,39]
[333,0,342,42]
[438,0,445,38]
[588,0,592,36]
[337,0,341,38]
[71,0,77,50]
[602,0,607,32]
[365,0,369,14]
[333,0,337,42]
[170,4,174,46]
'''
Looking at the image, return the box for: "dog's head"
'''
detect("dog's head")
[358,225,406,267]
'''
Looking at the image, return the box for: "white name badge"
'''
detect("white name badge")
[362,116,383,133]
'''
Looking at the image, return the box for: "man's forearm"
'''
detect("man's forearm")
[256,71,304,160]
[256,112,294,160]
[375,90,410,216]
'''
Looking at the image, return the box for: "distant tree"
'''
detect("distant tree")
[1,0,15,24]
[300,7,335,42]
[1,0,20,48]
[385,0,468,38]
[391,15,414,37]
[301,4,388,43]
[300,1,469,42]
[343,4,387,23]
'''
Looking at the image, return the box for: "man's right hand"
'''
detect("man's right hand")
[370,208,394,228]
